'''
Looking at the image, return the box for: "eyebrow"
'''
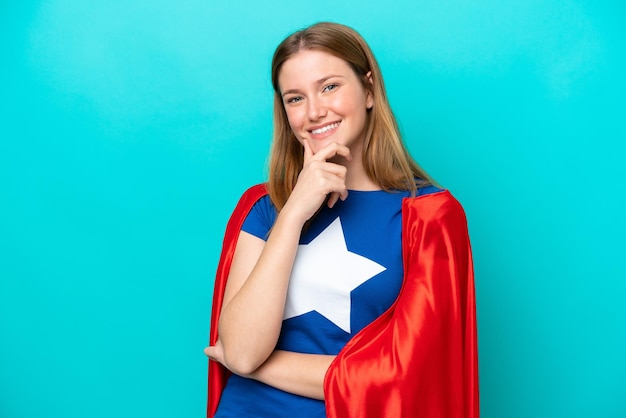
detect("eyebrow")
[281,74,346,97]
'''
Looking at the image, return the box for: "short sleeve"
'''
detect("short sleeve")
[417,184,444,196]
[240,195,276,241]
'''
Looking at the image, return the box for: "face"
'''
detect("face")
[278,49,373,156]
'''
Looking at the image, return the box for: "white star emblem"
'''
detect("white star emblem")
[283,217,387,333]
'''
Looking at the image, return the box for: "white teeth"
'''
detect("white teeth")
[311,122,340,135]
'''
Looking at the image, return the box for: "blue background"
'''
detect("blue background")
[1,1,624,417]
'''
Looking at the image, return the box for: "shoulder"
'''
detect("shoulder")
[401,189,470,251]
[402,188,467,226]
[232,183,268,211]
[239,183,268,202]
[226,183,269,228]
[416,184,444,197]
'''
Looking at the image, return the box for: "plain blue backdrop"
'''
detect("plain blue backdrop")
[1,1,625,417]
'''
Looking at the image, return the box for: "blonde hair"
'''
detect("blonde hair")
[268,22,431,210]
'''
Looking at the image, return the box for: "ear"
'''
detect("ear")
[365,71,374,109]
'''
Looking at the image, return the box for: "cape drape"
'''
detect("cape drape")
[207,184,479,418]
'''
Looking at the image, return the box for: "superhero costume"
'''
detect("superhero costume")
[207,183,479,418]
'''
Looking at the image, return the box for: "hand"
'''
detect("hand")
[285,140,352,223]
[206,339,258,377]
[204,339,226,368]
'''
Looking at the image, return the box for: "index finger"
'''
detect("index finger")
[313,142,352,162]
[302,139,314,163]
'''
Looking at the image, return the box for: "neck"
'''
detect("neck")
[331,151,380,191]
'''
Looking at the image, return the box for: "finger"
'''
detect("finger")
[327,192,339,208]
[327,184,349,208]
[331,143,353,162]
[302,139,314,163]
[312,142,352,163]
[326,171,349,207]
[204,347,213,358]
[317,160,347,179]
[321,142,351,161]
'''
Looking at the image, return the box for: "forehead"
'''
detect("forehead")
[278,50,355,91]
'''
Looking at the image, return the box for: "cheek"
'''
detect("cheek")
[339,97,367,122]
[332,91,365,115]
[285,108,305,135]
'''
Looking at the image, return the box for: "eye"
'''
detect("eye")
[322,83,338,93]
[285,96,303,104]
[284,96,304,104]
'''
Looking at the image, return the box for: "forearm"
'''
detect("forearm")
[219,142,351,374]
[219,209,305,373]
[249,350,336,400]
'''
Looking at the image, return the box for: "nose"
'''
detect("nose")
[307,97,327,121]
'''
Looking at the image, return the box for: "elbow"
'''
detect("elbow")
[224,356,262,376]
[218,320,278,375]
[222,346,265,376]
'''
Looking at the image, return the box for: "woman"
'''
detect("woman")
[206,22,478,418]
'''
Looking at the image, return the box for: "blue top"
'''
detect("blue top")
[215,186,441,417]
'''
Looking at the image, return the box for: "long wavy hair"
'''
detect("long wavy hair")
[268,22,431,211]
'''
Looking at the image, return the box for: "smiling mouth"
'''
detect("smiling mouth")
[310,122,341,135]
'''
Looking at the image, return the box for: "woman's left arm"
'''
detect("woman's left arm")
[205,342,334,400]
[250,350,335,399]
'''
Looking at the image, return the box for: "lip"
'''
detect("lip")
[307,121,341,139]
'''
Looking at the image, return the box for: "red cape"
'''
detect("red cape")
[207,184,479,418]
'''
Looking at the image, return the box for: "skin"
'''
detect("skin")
[281,49,376,193]
[205,49,377,400]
